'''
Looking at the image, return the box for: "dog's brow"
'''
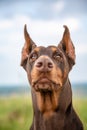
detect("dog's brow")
[50,47,57,52]
[34,47,41,52]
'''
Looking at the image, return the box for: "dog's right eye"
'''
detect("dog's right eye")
[29,53,38,62]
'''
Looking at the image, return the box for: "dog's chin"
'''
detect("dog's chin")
[32,78,60,92]
[31,78,63,119]
[34,83,52,92]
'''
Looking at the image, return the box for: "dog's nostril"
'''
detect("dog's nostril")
[35,58,53,72]
[36,62,43,68]
[48,62,53,68]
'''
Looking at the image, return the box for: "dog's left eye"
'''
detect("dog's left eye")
[30,53,38,62]
[53,52,62,61]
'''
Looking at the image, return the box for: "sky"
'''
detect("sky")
[0,0,87,86]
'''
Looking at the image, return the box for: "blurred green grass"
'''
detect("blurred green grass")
[0,95,33,130]
[0,95,87,130]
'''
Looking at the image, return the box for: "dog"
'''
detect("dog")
[21,25,83,130]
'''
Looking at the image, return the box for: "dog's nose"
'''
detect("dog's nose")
[35,56,53,72]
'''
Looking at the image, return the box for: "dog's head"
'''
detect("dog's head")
[21,25,75,117]
[21,25,75,92]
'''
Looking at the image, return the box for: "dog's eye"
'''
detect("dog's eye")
[30,53,38,62]
[53,52,62,61]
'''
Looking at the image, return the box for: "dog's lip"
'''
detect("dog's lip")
[32,76,60,87]
[38,77,50,83]
[32,77,51,86]
[32,77,62,91]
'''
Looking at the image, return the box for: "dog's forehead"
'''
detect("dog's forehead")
[34,45,58,55]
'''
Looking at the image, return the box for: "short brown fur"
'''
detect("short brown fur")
[21,25,83,130]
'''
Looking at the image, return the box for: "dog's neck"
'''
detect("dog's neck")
[59,79,72,113]
[31,78,72,120]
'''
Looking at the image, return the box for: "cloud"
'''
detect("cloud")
[0,15,81,57]
[0,14,86,85]
[0,19,13,29]
[11,15,80,44]
[51,1,65,13]
[0,0,87,22]
[63,18,80,31]
[0,15,80,54]
[76,44,87,55]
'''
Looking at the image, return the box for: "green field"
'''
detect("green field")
[0,95,87,130]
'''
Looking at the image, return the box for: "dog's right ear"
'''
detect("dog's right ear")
[21,24,36,70]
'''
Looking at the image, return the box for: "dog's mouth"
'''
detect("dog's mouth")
[38,77,50,83]
[32,77,61,92]
[32,76,63,118]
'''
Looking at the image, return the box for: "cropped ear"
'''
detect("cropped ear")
[58,25,75,69]
[21,24,36,70]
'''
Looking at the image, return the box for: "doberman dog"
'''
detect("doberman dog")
[21,25,83,130]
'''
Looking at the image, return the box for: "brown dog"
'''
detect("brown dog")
[21,25,83,130]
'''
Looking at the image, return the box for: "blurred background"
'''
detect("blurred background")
[0,0,87,130]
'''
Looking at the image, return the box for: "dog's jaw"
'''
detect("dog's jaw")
[32,76,62,92]
[33,82,62,119]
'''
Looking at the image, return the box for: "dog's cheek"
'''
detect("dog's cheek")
[27,62,38,86]
[54,60,69,86]
[31,67,39,85]
[62,59,70,84]
[26,62,33,85]
[51,65,63,87]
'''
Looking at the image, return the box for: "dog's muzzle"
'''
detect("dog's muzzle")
[35,55,54,72]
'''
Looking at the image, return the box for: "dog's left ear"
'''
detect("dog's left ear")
[21,24,36,70]
[58,25,75,69]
